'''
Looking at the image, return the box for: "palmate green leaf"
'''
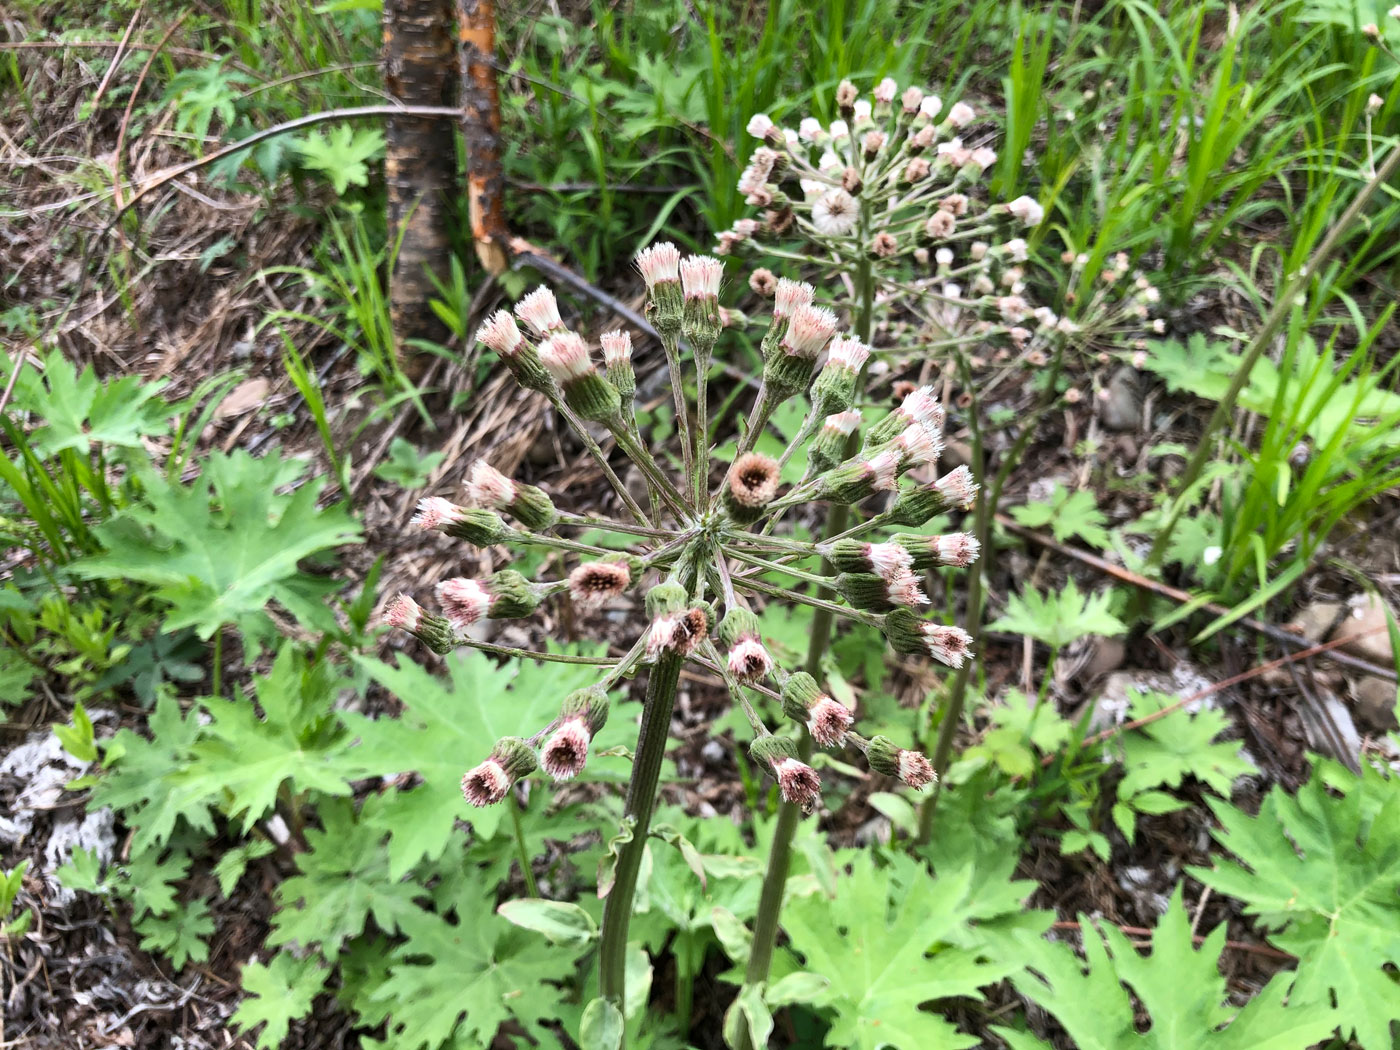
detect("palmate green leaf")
[73,450,361,638]
[1117,690,1255,799]
[171,647,359,835]
[1009,484,1111,550]
[269,797,422,956]
[233,951,330,1050]
[988,579,1126,650]
[294,125,385,194]
[1000,886,1338,1050]
[1190,764,1400,1049]
[3,349,170,456]
[782,852,1032,1050]
[347,647,605,878]
[362,883,581,1050]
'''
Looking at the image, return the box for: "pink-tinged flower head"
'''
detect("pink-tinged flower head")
[436,577,491,634]
[811,188,859,237]
[918,95,943,120]
[942,193,969,216]
[515,287,564,336]
[862,130,886,156]
[825,334,870,372]
[898,749,937,788]
[600,330,632,368]
[798,116,825,142]
[538,331,595,383]
[969,146,997,171]
[935,465,979,510]
[774,278,816,319]
[1007,195,1045,226]
[807,697,854,748]
[783,304,839,359]
[932,532,981,567]
[645,607,710,659]
[970,241,989,261]
[895,423,943,468]
[746,113,775,139]
[727,452,781,509]
[461,760,511,806]
[636,242,682,289]
[853,99,873,122]
[947,101,976,127]
[867,541,915,580]
[873,77,898,104]
[868,448,902,491]
[382,593,424,632]
[937,140,972,167]
[680,255,724,300]
[773,756,822,809]
[823,410,862,436]
[411,496,466,532]
[921,623,973,668]
[836,79,859,109]
[998,296,1030,324]
[925,211,956,240]
[1003,237,1030,262]
[541,718,592,781]
[568,561,631,611]
[885,568,929,607]
[727,636,775,683]
[466,460,517,508]
[478,309,525,357]
[899,386,945,430]
[901,85,925,113]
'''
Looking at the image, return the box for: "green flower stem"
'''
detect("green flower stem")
[597,646,685,1007]
[731,572,882,628]
[725,549,833,591]
[554,512,673,538]
[659,330,695,488]
[509,798,540,898]
[1145,140,1400,571]
[728,386,776,467]
[607,422,692,521]
[451,637,618,666]
[515,531,619,558]
[554,399,652,527]
[738,240,875,1050]
[916,348,1059,844]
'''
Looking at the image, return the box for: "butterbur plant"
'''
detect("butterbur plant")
[382,242,979,1023]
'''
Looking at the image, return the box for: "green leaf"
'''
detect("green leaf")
[233,952,329,1050]
[1190,764,1400,1049]
[72,450,361,639]
[3,349,169,456]
[579,998,624,1050]
[52,701,97,763]
[988,579,1126,650]
[1003,885,1339,1049]
[348,648,604,877]
[1009,484,1111,549]
[723,983,773,1050]
[137,898,214,969]
[1118,690,1254,799]
[496,899,598,945]
[782,852,1031,1050]
[372,437,445,488]
[765,971,831,1007]
[294,125,385,194]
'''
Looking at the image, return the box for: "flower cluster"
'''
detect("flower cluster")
[384,243,980,814]
[722,79,1162,374]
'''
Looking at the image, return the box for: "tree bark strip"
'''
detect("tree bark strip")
[383,0,458,358]
[457,0,510,275]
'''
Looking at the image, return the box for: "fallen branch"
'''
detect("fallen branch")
[998,514,1397,684]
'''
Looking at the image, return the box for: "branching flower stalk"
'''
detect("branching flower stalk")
[382,242,979,1019]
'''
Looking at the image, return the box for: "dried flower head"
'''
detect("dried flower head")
[568,561,632,611]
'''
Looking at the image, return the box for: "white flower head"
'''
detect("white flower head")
[1007,196,1045,226]
[918,94,943,120]
[873,77,898,104]
[799,116,825,142]
[947,101,976,127]
[515,286,564,336]
[811,188,859,236]
[746,113,775,139]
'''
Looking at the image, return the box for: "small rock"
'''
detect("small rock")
[1353,676,1399,732]
[214,377,271,419]
[1098,366,1140,431]
[1288,601,1343,643]
[1329,593,1398,665]
[1082,636,1127,680]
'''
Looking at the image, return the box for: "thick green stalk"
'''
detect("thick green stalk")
[597,647,685,1006]
[1145,141,1400,569]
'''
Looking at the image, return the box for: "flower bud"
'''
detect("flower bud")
[645,580,689,618]
[722,452,781,524]
[680,254,725,354]
[882,608,973,668]
[820,539,916,577]
[560,684,611,736]
[781,672,854,747]
[750,734,822,810]
[435,570,540,635]
[411,498,514,546]
[835,78,859,115]
[637,242,684,336]
[466,461,558,530]
[541,687,610,781]
[810,334,870,416]
[808,410,861,474]
[892,532,981,570]
[479,309,553,393]
[382,593,455,654]
[567,560,632,612]
[515,287,566,337]
[866,385,945,446]
[837,569,927,611]
[462,736,537,806]
[764,303,838,400]
[600,330,636,402]
[539,332,622,422]
[718,608,773,683]
[865,735,937,788]
[810,448,901,504]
